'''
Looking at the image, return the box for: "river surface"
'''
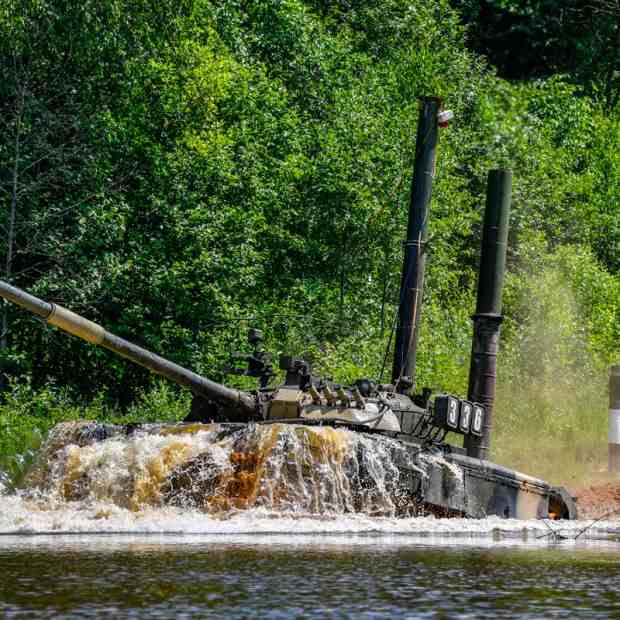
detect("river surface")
[2,422,620,617]
[1,532,619,619]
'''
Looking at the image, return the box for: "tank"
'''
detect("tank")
[0,98,578,520]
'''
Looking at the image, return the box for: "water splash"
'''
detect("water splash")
[16,421,425,517]
[6,421,617,541]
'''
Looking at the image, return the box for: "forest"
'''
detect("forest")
[1,0,619,485]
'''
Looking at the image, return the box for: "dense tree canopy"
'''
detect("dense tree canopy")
[0,0,618,412]
[454,0,620,106]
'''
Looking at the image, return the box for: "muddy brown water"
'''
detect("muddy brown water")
[0,535,619,619]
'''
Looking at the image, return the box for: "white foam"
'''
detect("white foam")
[2,422,618,543]
[1,494,619,541]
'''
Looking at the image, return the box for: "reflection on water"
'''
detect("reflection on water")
[0,536,619,619]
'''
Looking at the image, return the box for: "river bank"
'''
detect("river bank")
[576,481,620,519]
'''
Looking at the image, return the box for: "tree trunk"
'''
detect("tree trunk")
[0,85,24,390]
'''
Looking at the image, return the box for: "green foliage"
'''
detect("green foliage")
[495,245,618,484]
[0,0,490,401]
[455,0,620,108]
[0,382,85,485]
[0,1,618,494]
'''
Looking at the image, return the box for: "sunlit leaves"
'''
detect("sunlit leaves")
[1,0,619,408]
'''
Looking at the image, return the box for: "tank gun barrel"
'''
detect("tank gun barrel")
[0,280,256,415]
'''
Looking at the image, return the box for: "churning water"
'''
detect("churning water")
[2,420,439,532]
[1,422,620,618]
[1,420,619,540]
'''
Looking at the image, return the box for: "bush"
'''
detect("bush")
[0,380,189,488]
[494,245,620,485]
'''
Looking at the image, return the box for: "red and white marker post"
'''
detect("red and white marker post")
[610,366,620,475]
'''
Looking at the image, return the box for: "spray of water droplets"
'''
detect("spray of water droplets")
[15,421,429,518]
[3,421,620,539]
